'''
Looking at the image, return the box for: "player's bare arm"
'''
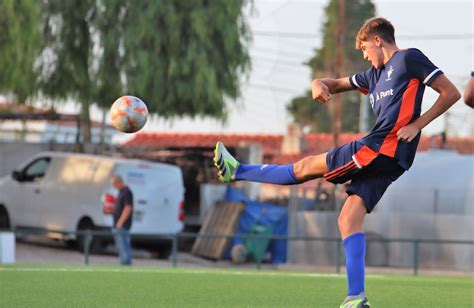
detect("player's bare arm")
[397,74,461,142]
[311,77,353,103]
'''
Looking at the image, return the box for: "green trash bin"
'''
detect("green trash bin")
[244,224,273,263]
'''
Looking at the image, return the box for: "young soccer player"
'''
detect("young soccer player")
[213,17,461,307]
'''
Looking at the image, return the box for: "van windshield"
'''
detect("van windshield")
[23,157,51,181]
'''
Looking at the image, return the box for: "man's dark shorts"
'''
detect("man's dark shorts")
[324,140,405,213]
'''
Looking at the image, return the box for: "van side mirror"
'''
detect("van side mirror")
[12,171,23,181]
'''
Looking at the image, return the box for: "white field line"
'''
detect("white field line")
[0,267,387,279]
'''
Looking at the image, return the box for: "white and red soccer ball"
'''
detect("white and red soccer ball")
[110,95,148,133]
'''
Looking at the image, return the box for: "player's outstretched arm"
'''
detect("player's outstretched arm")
[397,74,461,142]
[311,77,353,103]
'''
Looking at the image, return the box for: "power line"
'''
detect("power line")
[251,56,307,67]
[251,52,311,63]
[251,47,314,60]
[253,30,474,41]
[253,30,320,38]
[246,83,305,94]
[397,33,474,40]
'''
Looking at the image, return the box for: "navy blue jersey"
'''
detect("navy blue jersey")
[349,48,443,170]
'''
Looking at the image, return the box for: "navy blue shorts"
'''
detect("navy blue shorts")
[324,140,405,213]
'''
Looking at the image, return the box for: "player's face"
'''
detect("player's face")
[360,37,383,68]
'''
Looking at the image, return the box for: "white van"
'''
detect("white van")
[0,152,185,251]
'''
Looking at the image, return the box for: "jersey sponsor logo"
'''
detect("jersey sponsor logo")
[386,65,394,81]
[376,89,394,101]
[369,88,394,107]
[369,94,375,108]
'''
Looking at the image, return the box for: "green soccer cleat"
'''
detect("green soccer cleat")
[213,142,240,183]
[339,292,370,308]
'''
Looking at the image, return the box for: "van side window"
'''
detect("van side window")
[23,157,51,182]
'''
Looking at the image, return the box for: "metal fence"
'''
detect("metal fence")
[2,228,473,276]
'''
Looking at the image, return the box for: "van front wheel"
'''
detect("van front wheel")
[76,219,102,254]
[0,206,10,230]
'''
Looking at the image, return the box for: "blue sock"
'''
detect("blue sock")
[343,232,366,296]
[235,164,297,185]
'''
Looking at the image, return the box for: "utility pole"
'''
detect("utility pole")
[443,111,450,135]
[333,0,345,147]
[441,112,450,149]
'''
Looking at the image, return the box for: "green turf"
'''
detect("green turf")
[0,265,473,307]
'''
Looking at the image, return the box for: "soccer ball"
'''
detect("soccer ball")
[110,95,148,133]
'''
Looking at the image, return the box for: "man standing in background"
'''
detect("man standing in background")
[111,175,134,265]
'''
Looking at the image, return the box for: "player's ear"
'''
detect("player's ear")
[373,35,382,47]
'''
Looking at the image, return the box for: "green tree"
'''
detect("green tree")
[0,0,41,103]
[122,1,251,118]
[287,0,375,133]
[38,0,97,141]
[38,0,251,142]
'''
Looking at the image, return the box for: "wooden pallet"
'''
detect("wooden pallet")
[191,201,244,260]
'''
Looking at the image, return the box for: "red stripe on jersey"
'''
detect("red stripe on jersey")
[379,78,419,157]
[358,87,369,95]
[353,145,379,167]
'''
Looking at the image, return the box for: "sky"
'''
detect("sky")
[24,0,474,139]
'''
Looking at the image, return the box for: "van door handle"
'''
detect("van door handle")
[34,188,40,194]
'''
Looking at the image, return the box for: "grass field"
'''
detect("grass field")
[1,265,473,307]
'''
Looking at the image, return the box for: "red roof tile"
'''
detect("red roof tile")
[123,132,284,155]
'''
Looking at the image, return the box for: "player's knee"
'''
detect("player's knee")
[293,156,321,179]
[338,209,364,235]
[337,213,352,234]
[338,216,361,237]
[292,158,307,179]
[293,158,308,176]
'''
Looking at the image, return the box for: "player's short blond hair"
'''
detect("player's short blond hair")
[356,17,395,49]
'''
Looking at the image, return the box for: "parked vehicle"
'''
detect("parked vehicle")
[0,152,185,254]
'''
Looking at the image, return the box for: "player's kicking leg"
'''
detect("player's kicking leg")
[213,141,327,184]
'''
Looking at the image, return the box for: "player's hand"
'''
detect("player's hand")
[311,79,332,103]
[397,123,420,142]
